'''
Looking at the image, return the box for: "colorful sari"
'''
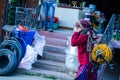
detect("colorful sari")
[75,63,98,80]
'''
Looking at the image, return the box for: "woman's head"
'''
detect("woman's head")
[75,19,92,28]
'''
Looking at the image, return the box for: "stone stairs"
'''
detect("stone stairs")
[26,29,74,80]
[16,28,120,80]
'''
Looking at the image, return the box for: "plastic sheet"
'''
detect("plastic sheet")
[65,36,79,72]
[34,31,46,57]
[18,45,37,70]
[111,40,120,49]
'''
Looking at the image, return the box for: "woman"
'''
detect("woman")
[71,19,97,80]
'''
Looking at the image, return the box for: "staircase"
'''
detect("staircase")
[18,28,75,80]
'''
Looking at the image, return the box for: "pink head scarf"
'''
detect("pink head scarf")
[75,19,92,28]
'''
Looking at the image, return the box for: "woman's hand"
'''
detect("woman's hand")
[75,20,85,33]
[75,26,84,33]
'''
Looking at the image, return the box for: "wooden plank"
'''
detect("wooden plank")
[0,2,3,34]
[0,10,4,15]
[59,26,73,30]
[26,0,39,8]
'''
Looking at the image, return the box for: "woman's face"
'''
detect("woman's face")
[75,22,84,29]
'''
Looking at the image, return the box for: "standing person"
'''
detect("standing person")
[37,0,42,29]
[71,19,98,80]
[42,0,56,32]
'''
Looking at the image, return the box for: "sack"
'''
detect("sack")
[34,31,46,57]
[65,36,78,56]
[65,36,79,72]
[65,53,79,72]
[18,45,37,70]
[111,40,120,49]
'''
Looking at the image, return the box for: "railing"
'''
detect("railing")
[98,14,116,45]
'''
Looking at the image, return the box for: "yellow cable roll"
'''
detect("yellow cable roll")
[91,44,112,64]
[93,23,98,29]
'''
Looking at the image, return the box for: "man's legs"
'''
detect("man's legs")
[43,2,49,30]
[48,3,55,32]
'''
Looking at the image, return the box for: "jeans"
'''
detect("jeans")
[43,2,55,29]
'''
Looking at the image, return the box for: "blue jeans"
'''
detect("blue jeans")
[43,2,55,29]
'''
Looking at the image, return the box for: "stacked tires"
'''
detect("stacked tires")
[0,37,23,75]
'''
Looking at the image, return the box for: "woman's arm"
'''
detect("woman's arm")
[71,32,88,46]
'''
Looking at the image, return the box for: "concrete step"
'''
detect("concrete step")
[38,29,73,40]
[44,44,66,55]
[17,68,74,80]
[31,29,73,80]
[53,29,73,35]
[32,59,69,73]
[43,51,66,63]
[45,37,67,47]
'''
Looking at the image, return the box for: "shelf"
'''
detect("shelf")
[15,19,31,22]
[58,5,82,10]
[16,11,25,14]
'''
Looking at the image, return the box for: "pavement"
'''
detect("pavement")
[102,65,120,80]
[0,66,120,80]
[0,75,52,80]
[0,69,53,80]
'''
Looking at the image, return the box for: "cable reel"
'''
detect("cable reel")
[91,44,112,64]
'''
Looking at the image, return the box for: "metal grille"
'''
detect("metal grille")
[15,7,38,29]
[98,14,116,45]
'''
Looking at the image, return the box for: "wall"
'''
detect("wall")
[25,0,39,8]
[55,7,84,28]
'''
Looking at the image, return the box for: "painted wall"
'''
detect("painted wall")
[55,7,84,28]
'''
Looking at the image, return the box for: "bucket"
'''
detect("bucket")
[48,22,59,29]
[89,4,96,12]
[14,30,35,57]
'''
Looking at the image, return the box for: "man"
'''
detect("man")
[42,0,56,32]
